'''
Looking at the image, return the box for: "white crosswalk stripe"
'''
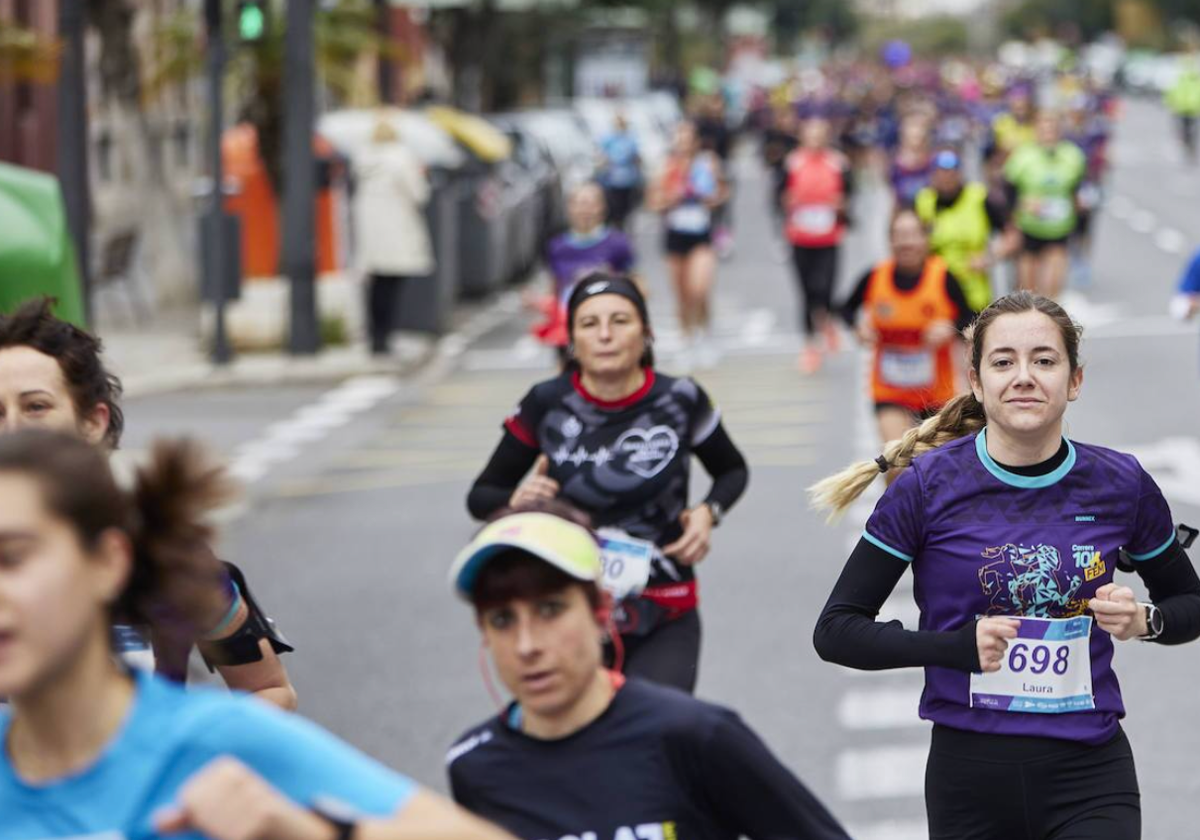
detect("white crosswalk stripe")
[845,820,929,840]
[836,744,929,800]
[837,686,926,730]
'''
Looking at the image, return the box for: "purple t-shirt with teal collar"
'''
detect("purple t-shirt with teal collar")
[864,428,1176,745]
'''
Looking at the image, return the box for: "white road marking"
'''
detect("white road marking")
[228,375,400,484]
[846,820,928,840]
[1057,291,1123,329]
[1130,209,1157,234]
[1125,437,1200,510]
[1154,227,1188,255]
[740,308,777,347]
[1086,317,1195,340]
[837,744,929,800]
[838,686,925,730]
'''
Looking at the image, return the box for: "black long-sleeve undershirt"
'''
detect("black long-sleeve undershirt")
[813,537,981,672]
[466,423,749,524]
[1132,540,1200,645]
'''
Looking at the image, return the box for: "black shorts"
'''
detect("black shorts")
[926,725,1140,840]
[609,607,701,695]
[1021,231,1071,254]
[665,229,712,256]
[874,402,940,421]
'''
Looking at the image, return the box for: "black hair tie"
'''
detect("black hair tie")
[875,455,890,473]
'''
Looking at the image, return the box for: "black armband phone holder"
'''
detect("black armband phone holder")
[199,561,294,671]
[1177,523,1198,550]
[1117,523,1197,573]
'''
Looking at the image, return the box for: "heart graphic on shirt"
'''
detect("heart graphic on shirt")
[615,425,680,479]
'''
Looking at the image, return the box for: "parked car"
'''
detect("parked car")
[510,109,599,201]
[490,114,564,245]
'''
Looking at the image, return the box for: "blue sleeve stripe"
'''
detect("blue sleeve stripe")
[862,530,914,563]
[1127,533,1177,562]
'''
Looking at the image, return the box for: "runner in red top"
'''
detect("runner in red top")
[782,116,853,374]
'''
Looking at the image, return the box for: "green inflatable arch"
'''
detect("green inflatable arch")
[0,162,85,326]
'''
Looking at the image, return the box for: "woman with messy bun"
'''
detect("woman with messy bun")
[0,297,295,708]
[0,430,512,840]
[809,291,1200,839]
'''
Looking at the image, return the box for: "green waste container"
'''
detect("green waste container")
[0,163,85,326]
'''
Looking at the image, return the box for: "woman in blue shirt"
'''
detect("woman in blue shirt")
[1174,246,1200,344]
[0,429,511,840]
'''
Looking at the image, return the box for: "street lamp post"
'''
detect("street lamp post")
[283,0,320,355]
[56,0,91,326]
[205,0,233,364]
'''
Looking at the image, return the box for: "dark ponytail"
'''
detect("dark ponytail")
[0,429,234,633]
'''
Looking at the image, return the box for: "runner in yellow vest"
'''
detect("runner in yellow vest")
[1165,55,1200,164]
[915,149,1016,313]
[1004,111,1086,299]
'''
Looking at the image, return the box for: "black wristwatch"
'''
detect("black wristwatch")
[311,800,357,840]
[1139,602,1164,641]
[705,500,724,527]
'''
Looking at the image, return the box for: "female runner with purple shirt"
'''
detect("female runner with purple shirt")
[532,183,634,364]
[810,292,1200,839]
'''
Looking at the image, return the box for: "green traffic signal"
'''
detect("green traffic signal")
[238,2,266,42]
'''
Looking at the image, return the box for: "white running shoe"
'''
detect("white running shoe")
[695,333,723,370]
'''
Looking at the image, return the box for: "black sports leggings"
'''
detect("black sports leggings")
[790,245,839,337]
[926,725,1140,840]
[619,610,701,694]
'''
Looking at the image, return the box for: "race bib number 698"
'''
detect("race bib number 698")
[970,616,1094,714]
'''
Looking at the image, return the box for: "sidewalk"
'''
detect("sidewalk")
[96,290,527,399]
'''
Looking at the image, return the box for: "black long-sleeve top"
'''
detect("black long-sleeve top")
[468,422,748,523]
[466,370,748,589]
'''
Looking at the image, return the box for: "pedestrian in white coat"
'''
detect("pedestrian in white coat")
[353,119,434,355]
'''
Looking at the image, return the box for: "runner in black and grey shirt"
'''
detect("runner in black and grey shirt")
[468,273,748,693]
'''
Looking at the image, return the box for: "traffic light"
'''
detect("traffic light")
[237,0,267,43]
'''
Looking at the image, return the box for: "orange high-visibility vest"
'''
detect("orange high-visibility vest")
[866,256,958,412]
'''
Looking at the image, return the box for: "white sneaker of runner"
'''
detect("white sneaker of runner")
[675,335,696,374]
[696,333,722,370]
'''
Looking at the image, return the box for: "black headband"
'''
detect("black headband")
[566,274,650,333]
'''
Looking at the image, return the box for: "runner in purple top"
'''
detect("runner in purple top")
[531,183,635,360]
[810,292,1200,840]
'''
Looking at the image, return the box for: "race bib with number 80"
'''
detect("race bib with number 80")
[596,529,655,601]
[970,616,1094,714]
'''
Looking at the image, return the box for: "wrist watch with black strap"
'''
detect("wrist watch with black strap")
[704,500,724,527]
[1138,601,1164,641]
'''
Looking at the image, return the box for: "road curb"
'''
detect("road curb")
[116,290,525,399]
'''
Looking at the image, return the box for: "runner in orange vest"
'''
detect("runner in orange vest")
[840,209,976,448]
[782,116,853,374]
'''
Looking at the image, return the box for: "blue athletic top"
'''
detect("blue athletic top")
[0,670,415,839]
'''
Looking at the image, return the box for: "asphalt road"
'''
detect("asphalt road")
[121,96,1200,840]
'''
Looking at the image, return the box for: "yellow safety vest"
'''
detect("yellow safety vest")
[915,183,992,312]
